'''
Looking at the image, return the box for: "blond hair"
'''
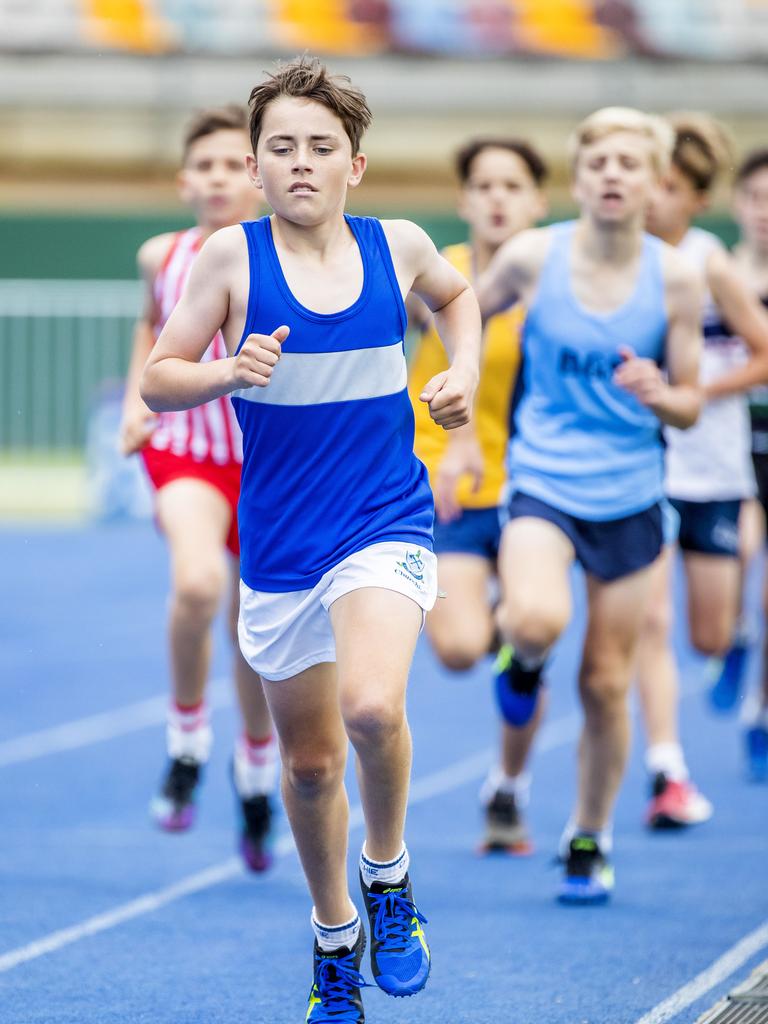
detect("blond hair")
[569,107,674,176]
[248,55,372,157]
[666,111,734,192]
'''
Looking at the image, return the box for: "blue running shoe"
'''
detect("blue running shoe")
[306,931,368,1023]
[557,836,614,905]
[709,643,750,713]
[494,644,543,728]
[359,872,430,997]
[746,724,768,783]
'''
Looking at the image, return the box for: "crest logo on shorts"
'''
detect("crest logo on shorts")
[397,549,424,582]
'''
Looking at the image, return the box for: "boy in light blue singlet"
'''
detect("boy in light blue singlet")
[474,107,704,904]
[141,56,481,1023]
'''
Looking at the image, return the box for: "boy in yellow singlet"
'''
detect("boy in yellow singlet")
[408,137,548,852]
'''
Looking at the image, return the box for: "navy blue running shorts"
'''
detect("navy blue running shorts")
[505,491,663,582]
[669,498,741,557]
[433,506,502,561]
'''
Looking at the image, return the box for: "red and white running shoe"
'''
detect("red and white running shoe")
[646,773,713,829]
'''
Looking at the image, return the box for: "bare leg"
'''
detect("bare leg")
[262,663,353,925]
[228,565,272,741]
[156,479,230,707]
[684,553,741,658]
[331,587,422,863]
[636,547,680,747]
[575,566,654,831]
[426,555,495,671]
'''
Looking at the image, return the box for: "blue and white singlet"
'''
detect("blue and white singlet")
[232,215,434,592]
[510,221,668,520]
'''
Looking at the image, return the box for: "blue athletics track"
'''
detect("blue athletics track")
[1,520,767,1024]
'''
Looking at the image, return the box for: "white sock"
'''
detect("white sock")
[559,819,613,859]
[233,732,279,797]
[645,742,689,783]
[359,842,409,888]
[167,701,212,762]
[741,691,768,730]
[311,909,361,952]
[479,766,531,808]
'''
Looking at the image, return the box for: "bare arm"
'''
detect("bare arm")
[474,228,547,320]
[614,251,702,429]
[119,235,174,454]
[140,227,289,412]
[705,248,768,400]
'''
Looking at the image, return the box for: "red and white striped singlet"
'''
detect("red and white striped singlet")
[149,227,243,465]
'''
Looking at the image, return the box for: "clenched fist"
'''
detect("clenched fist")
[231,325,290,389]
[419,364,478,430]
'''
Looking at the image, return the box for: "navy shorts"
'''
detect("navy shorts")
[670,498,741,557]
[505,491,663,582]
[433,507,502,561]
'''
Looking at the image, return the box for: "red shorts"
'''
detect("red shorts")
[141,446,241,556]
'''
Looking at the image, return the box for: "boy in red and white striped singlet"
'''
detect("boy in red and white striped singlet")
[120,106,277,871]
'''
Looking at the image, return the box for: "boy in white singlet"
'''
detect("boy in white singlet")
[120,107,277,870]
[476,108,703,903]
[141,57,480,1022]
[638,114,768,823]
[730,148,768,781]
[407,137,548,854]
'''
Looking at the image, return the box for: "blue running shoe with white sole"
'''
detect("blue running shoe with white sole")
[494,644,543,728]
[359,872,430,997]
[746,724,768,783]
[558,836,614,905]
[306,930,368,1023]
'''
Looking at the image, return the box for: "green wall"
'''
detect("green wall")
[0,209,741,280]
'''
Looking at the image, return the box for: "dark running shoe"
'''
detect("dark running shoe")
[557,836,614,905]
[480,790,533,855]
[236,791,275,872]
[306,930,368,1023]
[493,644,543,728]
[150,756,202,831]
[359,872,430,997]
[709,642,751,713]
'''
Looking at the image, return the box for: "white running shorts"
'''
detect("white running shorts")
[238,542,438,681]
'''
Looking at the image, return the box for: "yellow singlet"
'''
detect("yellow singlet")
[408,243,523,509]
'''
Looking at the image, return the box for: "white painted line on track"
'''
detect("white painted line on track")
[632,920,768,1024]
[0,709,583,975]
[0,678,231,768]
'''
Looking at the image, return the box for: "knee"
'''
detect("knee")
[642,599,672,645]
[283,748,346,798]
[431,633,487,672]
[174,565,226,624]
[501,599,565,655]
[579,667,631,715]
[690,626,729,659]
[343,699,405,749]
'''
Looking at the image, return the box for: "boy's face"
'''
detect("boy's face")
[734,166,768,252]
[646,164,706,241]
[572,131,658,225]
[458,147,545,248]
[178,129,257,229]
[249,96,366,226]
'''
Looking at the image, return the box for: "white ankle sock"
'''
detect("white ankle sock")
[167,701,211,762]
[645,742,689,783]
[233,733,278,797]
[479,766,531,808]
[311,909,361,952]
[359,842,409,887]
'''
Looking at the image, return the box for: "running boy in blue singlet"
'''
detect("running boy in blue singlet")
[141,56,480,1023]
[476,108,703,904]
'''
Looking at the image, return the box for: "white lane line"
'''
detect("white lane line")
[632,920,768,1024]
[0,678,231,768]
[0,710,584,975]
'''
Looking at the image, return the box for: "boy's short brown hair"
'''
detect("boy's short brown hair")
[736,147,768,186]
[182,104,248,162]
[248,55,372,157]
[455,137,548,186]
